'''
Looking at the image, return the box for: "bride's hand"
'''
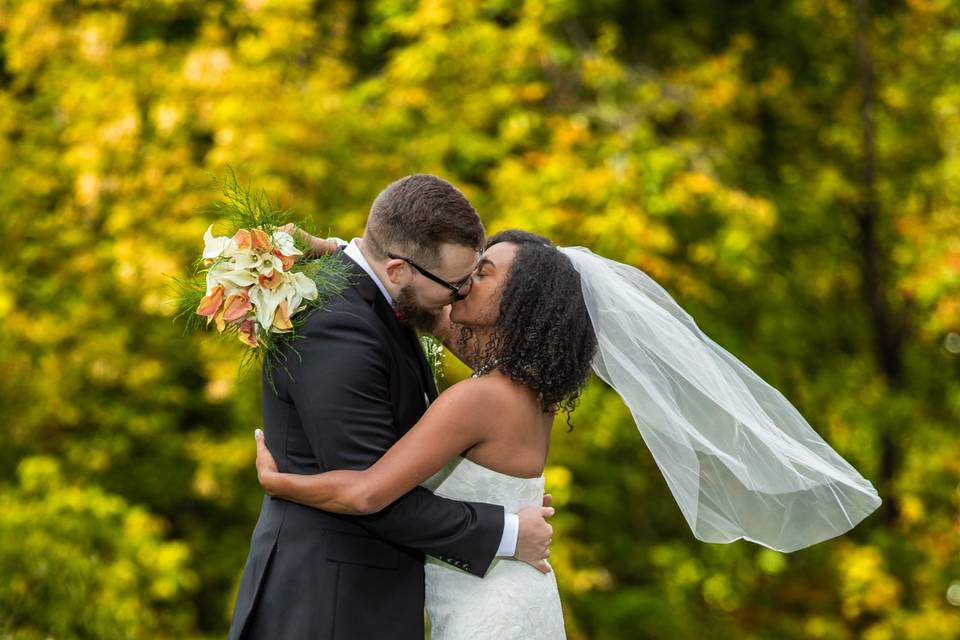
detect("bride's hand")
[277,223,342,257]
[254,428,279,495]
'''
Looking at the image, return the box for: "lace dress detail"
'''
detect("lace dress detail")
[421,457,566,639]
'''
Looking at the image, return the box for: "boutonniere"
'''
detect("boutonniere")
[419,334,446,388]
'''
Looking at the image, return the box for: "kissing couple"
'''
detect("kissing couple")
[227,174,881,639]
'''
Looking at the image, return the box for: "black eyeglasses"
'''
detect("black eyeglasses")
[387,253,475,301]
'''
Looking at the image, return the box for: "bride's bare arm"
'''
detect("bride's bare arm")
[256,379,493,515]
[277,223,343,257]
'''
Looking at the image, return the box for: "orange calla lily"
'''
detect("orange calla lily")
[271,248,296,271]
[272,299,293,331]
[258,269,283,290]
[214,308,226,333]
[238,319,258,347]
[222,290,253,322]
[196,284,225,317]
[251,228,271,252]
[233,229,252,250]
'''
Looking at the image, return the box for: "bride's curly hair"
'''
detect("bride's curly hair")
[459,230,597,427]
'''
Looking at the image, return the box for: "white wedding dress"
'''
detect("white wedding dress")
[421,456,566,639]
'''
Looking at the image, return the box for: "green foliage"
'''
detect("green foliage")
[0,0,957,637]
[0,457,197,639]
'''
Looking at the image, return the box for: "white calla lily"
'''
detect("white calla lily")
[203,225,235,260]
[209,260,258,289]
[272,231,303,257]
[232,250,263,271]
[267,272,317,332]
[251,282,292,331]
[257,253,282,274]
[290,271,320,306]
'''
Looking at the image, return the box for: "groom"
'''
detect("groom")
[228,174,556,639]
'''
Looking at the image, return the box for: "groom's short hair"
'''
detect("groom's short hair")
[363,174,485,267]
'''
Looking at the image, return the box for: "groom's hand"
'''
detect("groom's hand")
[514,504,555,574]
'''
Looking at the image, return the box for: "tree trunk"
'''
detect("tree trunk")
[853,0,904,525]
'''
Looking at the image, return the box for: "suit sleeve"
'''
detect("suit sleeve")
[280,308,504,577]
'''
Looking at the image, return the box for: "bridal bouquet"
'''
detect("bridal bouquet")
[174,171,351,387]
[195,224,316,346]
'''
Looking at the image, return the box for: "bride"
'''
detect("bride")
[254,229,881,639]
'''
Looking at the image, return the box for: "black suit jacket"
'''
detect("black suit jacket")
[228,251,504,640]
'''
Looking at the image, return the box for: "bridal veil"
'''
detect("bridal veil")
[559,246,881,552]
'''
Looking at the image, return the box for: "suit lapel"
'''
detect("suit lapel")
[340,251,434,404]
[374,295,437,405]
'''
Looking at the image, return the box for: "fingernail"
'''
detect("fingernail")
[255,428,263,438]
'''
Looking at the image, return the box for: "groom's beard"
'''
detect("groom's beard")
[394,285,441,333]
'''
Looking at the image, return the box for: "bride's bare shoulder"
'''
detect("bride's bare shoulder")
[436,373,534,415]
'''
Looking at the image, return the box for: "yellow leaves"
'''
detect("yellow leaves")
[203,357,236,402]
[144,542,195,600]
[4,0,63,75]
[75,172,101,208]
[705,79,738,110]
[500,111,541,146]
[236,1,319,65]
[17,456,63,493]
[679,171,716,196]
[837,544,903,619]
[702,573,741,612]
[668,170,776,227]
[649,545,707,596]
[580,53,624,90]
[757,549,787,574]
[905,0,950,14]
[803,616,848,639]
[151,102,183,135]
[182,48,232,86]
[883,85,910,111]
[127,359,164,390]
[101,110,139,146]
[186,433,255,501]
[389,45,440,85]
[124,509,166,542]
[388,0,462,37]
[550,114,590,149]
[74,11,125,64]
[564,565,614,593]
[0,273,12,320]
[390,86,431,108]
[899,494,927,525]
[544,464,572,505]
[515,82,547,103]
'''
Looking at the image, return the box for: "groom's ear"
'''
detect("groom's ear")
[384,258,408,285]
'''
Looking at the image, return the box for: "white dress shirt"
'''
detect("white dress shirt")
[342,238,520,558]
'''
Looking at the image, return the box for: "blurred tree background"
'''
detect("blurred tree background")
[0,0,958,638]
